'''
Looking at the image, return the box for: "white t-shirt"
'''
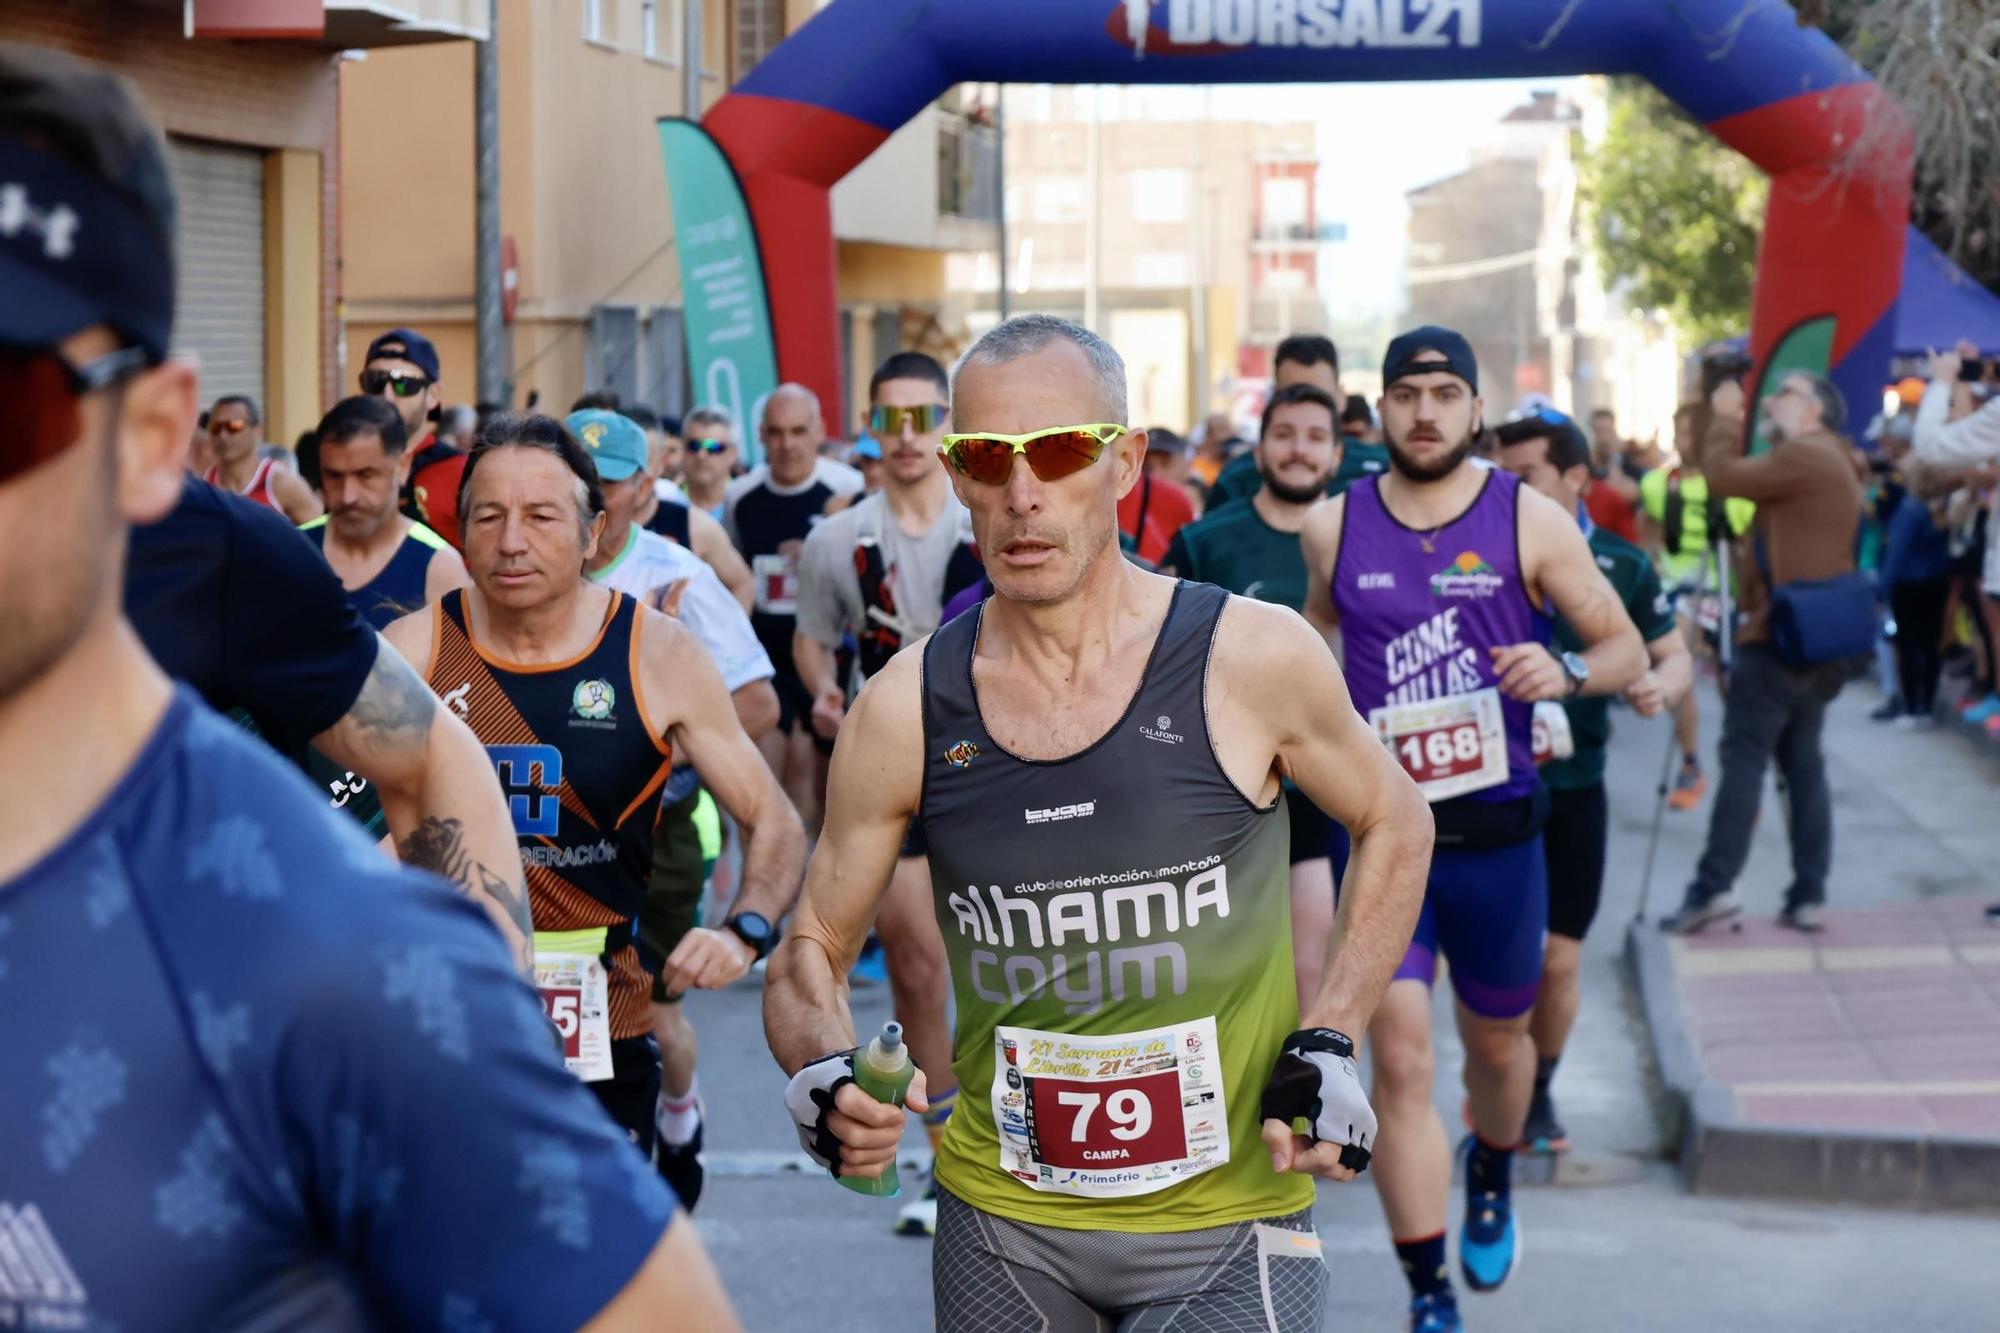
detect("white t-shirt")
[588,524,774,694]
[795,489,972,655]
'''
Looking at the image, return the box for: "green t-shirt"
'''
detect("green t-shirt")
[1543,524,1678,791]
[1162,499,1306,612]
[1202,438,1390,511]
[1332,439,1390,494]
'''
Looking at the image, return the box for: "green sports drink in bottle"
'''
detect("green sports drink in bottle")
[838,1021,916,1198]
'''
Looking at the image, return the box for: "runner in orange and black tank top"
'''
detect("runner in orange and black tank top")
[426,587,674,1048]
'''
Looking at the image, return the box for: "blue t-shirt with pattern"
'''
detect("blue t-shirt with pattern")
[0,690,673,1332]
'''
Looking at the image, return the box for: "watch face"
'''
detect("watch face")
[731,913,772,943]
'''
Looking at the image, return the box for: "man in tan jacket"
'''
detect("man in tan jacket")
[1661,372,1864,935]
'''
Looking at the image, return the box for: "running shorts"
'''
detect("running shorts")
[1283,785,1331,867]
[1392,837,1549,1018]
[642,787,706,1003]
[1543,783,1608,943]
[900,815,928,860]
[933,1188,1326,1333]
[588,1034,663,1156]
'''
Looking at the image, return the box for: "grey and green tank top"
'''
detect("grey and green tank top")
[919,580,1312,1232]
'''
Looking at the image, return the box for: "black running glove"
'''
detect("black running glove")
[1259,1027,1376,1173]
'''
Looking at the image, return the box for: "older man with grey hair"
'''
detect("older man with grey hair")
[1661,369,1866,935]
[764,314,1434,1331]
[724,384,864,825]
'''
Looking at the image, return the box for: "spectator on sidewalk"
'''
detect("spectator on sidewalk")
[1879,458,1956,727]
[1661,373,1865,936]
[1913,343,2000,732]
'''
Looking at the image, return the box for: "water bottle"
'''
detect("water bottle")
[838,1021,916,1197]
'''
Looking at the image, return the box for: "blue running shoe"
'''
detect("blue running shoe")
[1409,1292,1463,1332]
[1459,1139,1520,1292]
[849,934,888,986]
[1963,692,2000,725]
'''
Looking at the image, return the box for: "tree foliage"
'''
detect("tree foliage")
[1576,80,1768,346]
[1807,0,2000,291]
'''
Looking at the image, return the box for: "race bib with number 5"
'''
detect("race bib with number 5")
[534,951,614,1083]
[990,1018,1228,1199]
[1367,688,1508,802]
[1531,700,1575,765]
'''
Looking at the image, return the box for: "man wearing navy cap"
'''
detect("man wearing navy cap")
[0,40,736,1330]
[362,325,467,548]
[1303,326,1645,1332]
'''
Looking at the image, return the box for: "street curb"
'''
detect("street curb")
[1624,921,2000,1212]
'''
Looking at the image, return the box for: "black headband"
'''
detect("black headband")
[0,139,174,362]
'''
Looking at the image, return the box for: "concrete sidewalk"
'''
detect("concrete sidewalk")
[1627,674,2000,1210]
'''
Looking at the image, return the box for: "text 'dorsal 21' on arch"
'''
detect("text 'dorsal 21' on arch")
[701,0,1911,427]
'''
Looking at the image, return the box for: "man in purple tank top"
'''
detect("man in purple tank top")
[1302,328,1647,1333]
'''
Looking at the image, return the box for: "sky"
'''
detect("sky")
[1057,77,1583,320]
[1216,78,1582,317]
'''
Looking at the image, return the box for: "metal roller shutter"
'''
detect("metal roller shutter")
[167,137,266,409]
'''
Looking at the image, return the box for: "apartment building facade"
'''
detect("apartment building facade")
[1,0,484,446]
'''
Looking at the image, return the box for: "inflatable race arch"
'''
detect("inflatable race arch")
[703,0,1911,427]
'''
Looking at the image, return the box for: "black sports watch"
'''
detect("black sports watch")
[1559,651,1590,697]
[724,911,777,961]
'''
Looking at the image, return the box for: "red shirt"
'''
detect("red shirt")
[1118,474,1196,565]
[1584,480,1640,545]
[403,436,469,549]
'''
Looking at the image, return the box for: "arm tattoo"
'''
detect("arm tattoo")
[345,644,437,754]
[400,816,536,950]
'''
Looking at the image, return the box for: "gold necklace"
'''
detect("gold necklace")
[1417,524,1445,554]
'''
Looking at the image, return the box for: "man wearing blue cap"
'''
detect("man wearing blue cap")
[0,40,737,1329]
[1303,326,1645,1333]
[574,406,786,1211]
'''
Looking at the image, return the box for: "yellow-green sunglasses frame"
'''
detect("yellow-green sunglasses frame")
[938,422,1131,485]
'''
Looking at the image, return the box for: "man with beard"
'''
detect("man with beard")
[361,328,467,549]
[766,314,1434,1331]
[789,351,984,1238]
[1163,382,1345,1000]
[301,395,468,630]
[1302,326,1645,1333]
[1207,335,1346,509]
[1,43,735,1328]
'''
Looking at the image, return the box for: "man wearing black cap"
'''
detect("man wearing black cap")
[1302,325,1645,1332]
[0,41,737,1329]
[362,326,467,549]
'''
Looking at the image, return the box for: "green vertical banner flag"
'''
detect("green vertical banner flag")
[657,118,778,468]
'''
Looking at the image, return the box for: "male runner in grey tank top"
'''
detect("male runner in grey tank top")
[764,315,1436,1331]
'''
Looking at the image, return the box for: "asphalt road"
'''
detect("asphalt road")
[684,672,2000,1330]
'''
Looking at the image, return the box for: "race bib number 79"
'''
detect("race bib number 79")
[991,1018,1228,1199]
